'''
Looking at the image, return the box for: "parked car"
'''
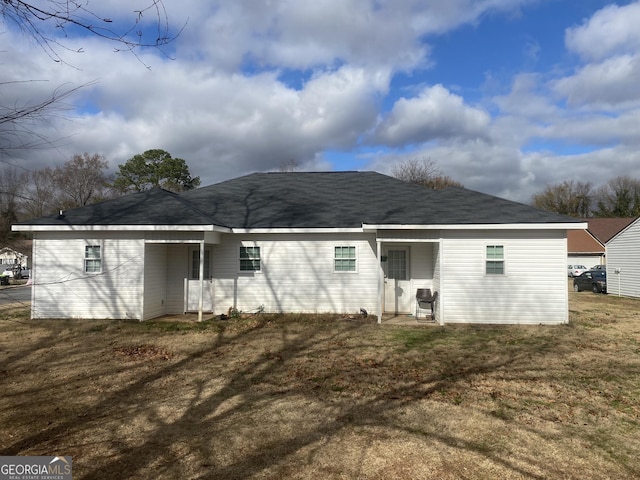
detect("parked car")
[573,270,607,293]
[568,264,588,277]
[1,266,31,279]
[590,265,606,270]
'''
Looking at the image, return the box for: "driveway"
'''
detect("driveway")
[0,284,31,306]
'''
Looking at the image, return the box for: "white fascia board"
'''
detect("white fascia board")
[231,227,365,234]
[12,224,231,233]
[362,222,589,231]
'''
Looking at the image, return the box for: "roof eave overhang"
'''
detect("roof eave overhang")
[12,224,232,233]
[362,222,588,231]
[231,227,365,234]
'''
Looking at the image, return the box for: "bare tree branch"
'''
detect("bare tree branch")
[1,1,182,155]
[0,82,91,155]
[1,0,184,65]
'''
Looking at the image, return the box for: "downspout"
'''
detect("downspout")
[377,239,383,323]
[198,240,205,322]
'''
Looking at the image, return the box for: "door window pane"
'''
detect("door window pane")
[191,249,211,279]
[386,250,407,280]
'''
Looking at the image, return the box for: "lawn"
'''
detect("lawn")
[1,290,639,479]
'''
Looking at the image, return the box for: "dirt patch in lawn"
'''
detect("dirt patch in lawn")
[1,290,639,479]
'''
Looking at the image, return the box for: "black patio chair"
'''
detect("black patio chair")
[415,288,438,322]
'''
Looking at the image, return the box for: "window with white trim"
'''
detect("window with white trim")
[240,246,261,272]
[334,246,356,272]
[85,245,102,273]
[486,245,505,275]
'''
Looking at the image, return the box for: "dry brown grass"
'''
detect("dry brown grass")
[1,288,639,479]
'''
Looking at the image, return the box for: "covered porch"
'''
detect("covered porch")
[142,229,226,322]
[371,228,441,325]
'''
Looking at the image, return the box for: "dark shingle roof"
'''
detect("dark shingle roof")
[19,171,580,228]
[24,188,215,226]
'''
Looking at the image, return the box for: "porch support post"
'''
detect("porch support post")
[198,240,205,322]
[376,239,383,324]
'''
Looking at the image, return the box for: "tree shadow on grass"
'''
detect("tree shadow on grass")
[1,315,639,479]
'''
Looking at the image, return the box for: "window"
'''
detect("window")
[486,245,504,275]
[191,249,211,279]
[85,245,102,273]
[334,246,356,272]
[240,246,261,272]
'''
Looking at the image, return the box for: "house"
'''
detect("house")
[567,217,634,269]
[13,171,586,324]
[567,229,604,269]
[0,244,31,270]
[604,216,640,298]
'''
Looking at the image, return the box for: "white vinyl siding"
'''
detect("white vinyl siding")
[213,233,378,314]
[606,218,640,297]
[31,233,144,320]
[439,230,568,325]
[165,244,190,313]
[143,244,168,320]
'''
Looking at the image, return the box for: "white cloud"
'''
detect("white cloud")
[172,0,538,72]
[374,85,490,146]
[553,54,640,108]
[493,74,559,119]
[5,0,640,206]
[565,1,640,61]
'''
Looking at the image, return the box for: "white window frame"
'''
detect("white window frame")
[84,243,102,274]
[334,245,357,273]
[485,244,505,275]
[239,245,261,273]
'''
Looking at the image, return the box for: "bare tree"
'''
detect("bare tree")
[593,176,640,217]
[0,167,29,241]
[22,167,57,218]
[278,159,300,172]
[391,158,463,189]
[531,180,593,217]
[52,152,114,209]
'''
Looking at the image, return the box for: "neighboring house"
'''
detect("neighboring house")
[0,244,31,269]
[14,172,585,324]
[567,217,634,269]
[567,229,604,269]
[605,217,640,298]
[585,217,635,245]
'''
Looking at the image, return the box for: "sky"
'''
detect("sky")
[2,0,640,203]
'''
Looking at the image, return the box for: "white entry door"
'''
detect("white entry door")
[384,247,412,314]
